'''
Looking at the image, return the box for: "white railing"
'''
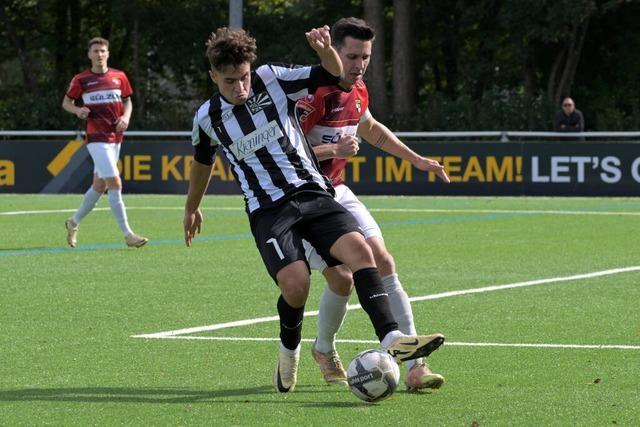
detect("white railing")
[394,131,640,141]
[2,130,640,141]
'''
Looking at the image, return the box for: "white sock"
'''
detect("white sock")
[72,187,102,224]
[314,286,350,353]
[383,273,419,370]
[380,330,404,349]
[108,189,133,236]
[382,273,417,336]
[279,342,301,356]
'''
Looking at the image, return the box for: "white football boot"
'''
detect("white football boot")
[273,348,300,393]
[385,333,445,363]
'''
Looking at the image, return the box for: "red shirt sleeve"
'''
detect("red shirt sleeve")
[66,75,82,99]
[120,73,133,98]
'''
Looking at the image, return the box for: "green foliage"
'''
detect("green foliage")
[0,95,72,130]
[391,88,557,131]
[245,0,362,66]
[0,0,638,130]
[410,0,639,130]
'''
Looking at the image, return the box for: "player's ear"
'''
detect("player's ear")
[209,70,217,85]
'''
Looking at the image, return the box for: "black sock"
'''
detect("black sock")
[277,295,304,351]
[352,267,398,342]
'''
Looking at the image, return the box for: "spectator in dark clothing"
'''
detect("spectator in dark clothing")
[554,97,585,133]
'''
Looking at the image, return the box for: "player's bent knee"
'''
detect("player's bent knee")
[105,176,123,190]
[276,267,310,307]
[278,282,310,307]
[374,251,395,275]
[330,233,376,270]
[92,176,107,193]
[324,266,353,296]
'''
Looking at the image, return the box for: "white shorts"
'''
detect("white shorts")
[87,142,121,178]
[304,184,382,272]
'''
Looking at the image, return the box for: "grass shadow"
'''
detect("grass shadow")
[0,385,353,405]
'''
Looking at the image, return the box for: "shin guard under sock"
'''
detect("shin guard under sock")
[352,267,398,342]
[277,295,304,351]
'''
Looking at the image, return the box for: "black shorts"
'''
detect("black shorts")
[249,191,362,281]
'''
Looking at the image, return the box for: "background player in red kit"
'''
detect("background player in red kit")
[62,37,148,248]
[297,17,450,391]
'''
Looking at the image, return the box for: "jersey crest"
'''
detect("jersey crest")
[247,91,274,114]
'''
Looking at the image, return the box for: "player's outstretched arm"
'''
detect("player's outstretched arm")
[305,25,342,77]
[184,160,213,246]
[358,116,450,183]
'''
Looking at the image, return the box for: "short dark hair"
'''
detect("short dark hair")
[88,37,109,50]
[206,28,257,71]
[561,96,574,106]
[331,17,375,48]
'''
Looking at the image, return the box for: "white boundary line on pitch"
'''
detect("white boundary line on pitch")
[132,336,640,350]
[3,206,640,216]
[132,265,640,339]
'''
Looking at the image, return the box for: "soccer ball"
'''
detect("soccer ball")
[347,349,400,403]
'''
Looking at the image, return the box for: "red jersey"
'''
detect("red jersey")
[66,68,133,144]
[297,80,370,186]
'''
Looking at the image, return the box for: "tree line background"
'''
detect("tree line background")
[1,0,639,132]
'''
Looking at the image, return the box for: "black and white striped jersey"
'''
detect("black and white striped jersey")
[192,63,339,214]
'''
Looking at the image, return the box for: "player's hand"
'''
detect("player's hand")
[75,106,91,120]
[305,25,332,52]
[115,117,129,132]
[184,208,203,247]
[412,157,450,183]
[335,134,360,158]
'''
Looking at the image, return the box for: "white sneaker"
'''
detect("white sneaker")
[273,349,299,393]
[65,218,78,248]
[386,333,445,363]
[125,233,148,248]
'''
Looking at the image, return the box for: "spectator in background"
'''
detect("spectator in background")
[554,97,585,133]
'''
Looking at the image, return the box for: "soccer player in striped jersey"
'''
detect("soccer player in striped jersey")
[296,17,450,391]
[62,37,148,248]
[184,26,445,393]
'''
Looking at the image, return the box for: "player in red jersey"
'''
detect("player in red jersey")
[297,17,450,391]
[62,37,148,248]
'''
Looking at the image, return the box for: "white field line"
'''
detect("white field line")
[135,336,640,350]
[370,208,640,216]
[132,265,640,339]
[2,206,640,216]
